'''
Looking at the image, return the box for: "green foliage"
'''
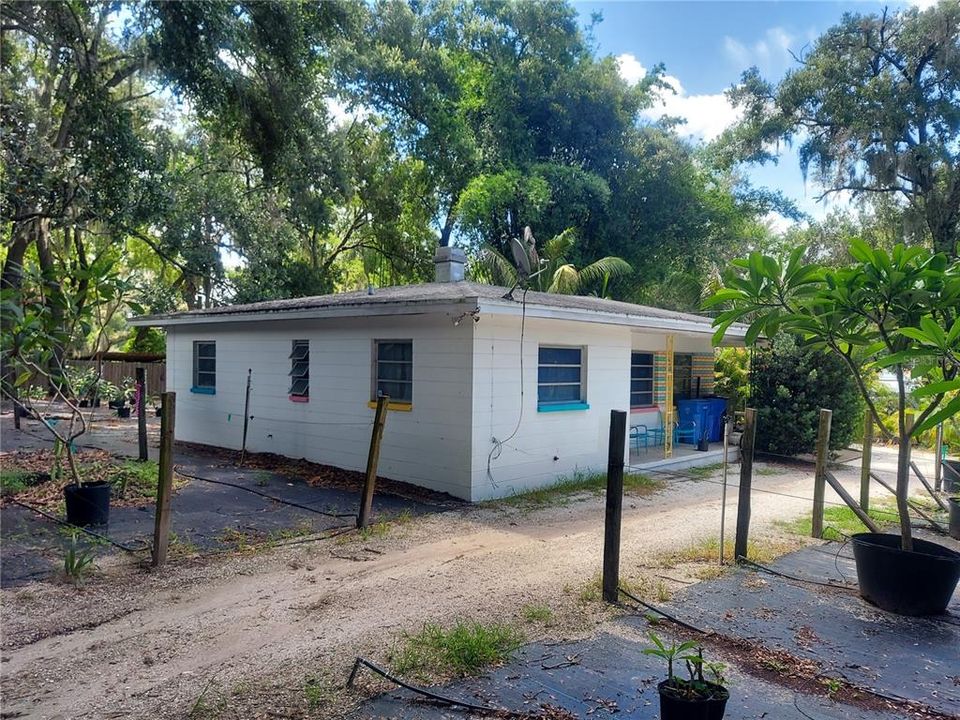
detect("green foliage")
[723,2,960,257]
[391,621,524,679]
[708,241,960,548]
[0,469,31,496]
[714,348,750,412]
[751,334,863,455]
[495,470,662,509]
[63,532,95,586]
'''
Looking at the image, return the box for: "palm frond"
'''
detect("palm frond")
[548,264,580,294]
[577,257,633,289]
[471,245,518,286]
[542,228,577,262]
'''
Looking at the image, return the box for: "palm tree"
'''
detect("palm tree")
[473,228,632,297]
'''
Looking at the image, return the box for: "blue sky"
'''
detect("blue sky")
[573,0,932,229]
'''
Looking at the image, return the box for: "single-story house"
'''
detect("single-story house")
[131,248,746,501]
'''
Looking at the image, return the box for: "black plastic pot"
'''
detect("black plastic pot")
[107,399,120,409]
[155,407,162,417]
[657,681,728,720]
[944,459,960,493]
[64,481,111,526]
[117,407,131,418]
[948,498,960,541]
[851,533,960,616]
[79,399,89,408]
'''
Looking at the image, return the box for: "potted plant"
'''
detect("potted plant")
[113,376,136,417]
[644,633,728,720]
[709,242,960,615]
[2,262,133,527]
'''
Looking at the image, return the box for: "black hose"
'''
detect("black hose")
[347,657,504,714]
[738,557,855,592]
[618,587,708,635]
[7,498,144,553]
[174,466,357,519]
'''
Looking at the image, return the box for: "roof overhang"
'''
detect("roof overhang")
[130,294,746,345]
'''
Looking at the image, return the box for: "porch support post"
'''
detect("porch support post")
[663,334,674,459]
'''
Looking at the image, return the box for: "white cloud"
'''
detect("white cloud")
[616,53,741,141]
[908,0,938,9]
[763,211,796,235]
[723,26,797,72]
[325,96,369,127]
[616,53,647,85]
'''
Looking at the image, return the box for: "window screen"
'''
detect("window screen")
[193,342,216,389]
[538,346,583,405]
[375,340,412,403]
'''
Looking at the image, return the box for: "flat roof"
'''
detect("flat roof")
[131,281,745,341]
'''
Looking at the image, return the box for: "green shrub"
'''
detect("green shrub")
[752,334,863,456]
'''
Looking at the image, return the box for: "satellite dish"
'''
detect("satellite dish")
[510,236,532,278]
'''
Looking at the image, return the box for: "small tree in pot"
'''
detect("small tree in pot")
[708,242,960,615]
[644,633,729,720]
[2,262,132,526]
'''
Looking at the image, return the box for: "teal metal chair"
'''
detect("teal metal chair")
[630,409,667,453]
[674,419,698,446]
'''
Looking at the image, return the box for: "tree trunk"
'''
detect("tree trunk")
[895,431,913,551]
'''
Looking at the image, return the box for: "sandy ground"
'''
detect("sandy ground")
[0,442,947,720]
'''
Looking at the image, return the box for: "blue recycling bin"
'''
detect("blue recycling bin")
[676,398,728,443]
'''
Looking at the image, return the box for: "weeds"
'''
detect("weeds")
[391,621,525,679]
[0,469,33,496]
[781,502,900,540]
[63,532,95,586]
[658,536,797,567]
[253,471,272,487]
[303,675,333,709]
[684,463,724,480]
[496,470,663,509]
[520,603,553,623]
[578,573,670,604]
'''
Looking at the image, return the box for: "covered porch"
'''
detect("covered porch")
[628,437,739,474]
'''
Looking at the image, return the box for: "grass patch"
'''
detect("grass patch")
[303,675,334,709]
[0,469,33,496]
[578,572,671,604]
[496,470,663,509]
[660,536,795,567]
[390,621,524,679]
[755,465,785,476]
[781,502,899,540]
[684,463,724,480]
[520,603,553,623]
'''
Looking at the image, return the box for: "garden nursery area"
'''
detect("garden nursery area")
[3,1,960,719]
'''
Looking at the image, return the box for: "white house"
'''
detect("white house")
[131,248,745,501]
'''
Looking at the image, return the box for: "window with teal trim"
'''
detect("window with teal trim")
[192,341,216,391]
[538,346,584,406]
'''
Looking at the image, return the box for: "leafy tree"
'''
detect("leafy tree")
[708,241,960,550]
[751,334,863,456]
[723,2,960,258]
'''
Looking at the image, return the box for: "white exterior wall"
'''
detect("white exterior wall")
[166,313,475,499]
[469,315,633,501]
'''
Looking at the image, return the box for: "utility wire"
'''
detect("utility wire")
[173,466,358,519]
[7,498,145,553]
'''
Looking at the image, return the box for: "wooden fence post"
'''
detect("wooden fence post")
[603,410,627,603]
[860,414,872,512]
[136,367,148,462]
[152,392,176,567]
[358,396,389,529]
[734,408,757,563]
[719,415,733,566]
[811,409,832,539]
[934,423,944,492]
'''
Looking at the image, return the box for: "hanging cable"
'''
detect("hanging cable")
[7,498,145,553]
[487,287,529,489]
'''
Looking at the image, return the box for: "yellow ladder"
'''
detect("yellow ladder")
[664,334,674,459]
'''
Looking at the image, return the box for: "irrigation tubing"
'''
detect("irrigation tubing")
[737,557,855,592]
[347,657,504,715]
[617,587,708,635]
[7,498,144,553]
[174,466,357,519]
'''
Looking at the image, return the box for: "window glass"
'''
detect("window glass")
[631,352,654,407]
[289,340,309,398]
[193,342,216,389]
[538,346,583,405]
[375,340,412,403]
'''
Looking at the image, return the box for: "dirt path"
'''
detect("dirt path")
[0,448,940,719]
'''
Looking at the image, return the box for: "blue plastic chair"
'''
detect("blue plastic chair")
[674,420,698,446]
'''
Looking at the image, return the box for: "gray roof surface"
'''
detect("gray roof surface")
[134,281,727,330]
